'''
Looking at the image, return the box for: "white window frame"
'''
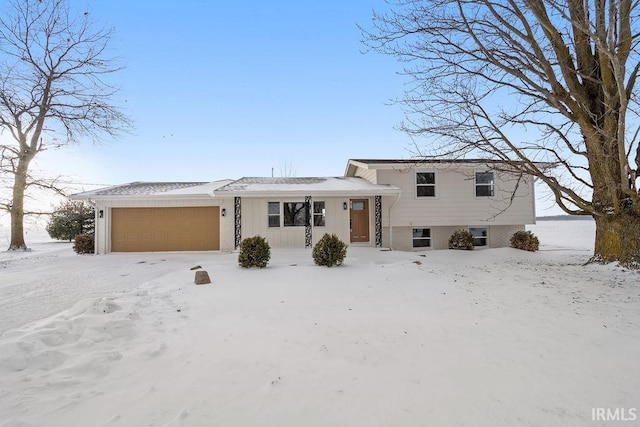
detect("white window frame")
[268,202,280,228]
[313,201,326,227]
[469,227,488,246]
[416,171,436,198]
[412,228,431,248]
[475,171,495,197]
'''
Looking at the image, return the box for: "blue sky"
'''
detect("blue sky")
[29,0,560,216]
[39,1,410,183]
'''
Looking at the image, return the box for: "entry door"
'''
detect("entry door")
[350,199,370,243]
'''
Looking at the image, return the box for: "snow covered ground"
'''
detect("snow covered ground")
[0,220,638,426]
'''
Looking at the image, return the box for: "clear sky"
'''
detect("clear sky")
[4,0,563,223]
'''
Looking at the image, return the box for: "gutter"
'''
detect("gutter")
[387,192,401,250]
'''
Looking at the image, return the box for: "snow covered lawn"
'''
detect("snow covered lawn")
[0,220,638,426]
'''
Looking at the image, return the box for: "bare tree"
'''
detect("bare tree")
[362,0,640,266]
[0,0,129,250]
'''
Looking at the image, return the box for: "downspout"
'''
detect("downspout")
[90,199,97,255]
[388,192,401,250]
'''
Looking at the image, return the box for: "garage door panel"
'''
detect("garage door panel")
[111,207,219,252]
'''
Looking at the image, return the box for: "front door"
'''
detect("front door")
[350,199,370,243]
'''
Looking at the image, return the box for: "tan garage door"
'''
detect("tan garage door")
[111,207,220,252]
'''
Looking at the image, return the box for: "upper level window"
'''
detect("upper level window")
[475,172,494,197]
[313,201,326,227]
[268,202,280,227]
[416,172,436,197]
[283,202,307,227]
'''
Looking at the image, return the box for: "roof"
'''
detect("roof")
[345,158,548,175]
[350,158,513,164]
[71,180,233,200]
[214,177,400,197]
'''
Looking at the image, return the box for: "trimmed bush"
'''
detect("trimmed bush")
[312,233,348,267]
[510,230,539,252]
[73,233,95,254]
[238,236,271,268]
[448,229,474,250]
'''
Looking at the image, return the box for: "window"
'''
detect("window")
[412,228,431,248]
[283,202,307,227]
[416,172,436,197]
[351,200,366,210]
[313,201,326,227]
[268,202,280,227]
[475,172,494,197]
[469,227,487,246]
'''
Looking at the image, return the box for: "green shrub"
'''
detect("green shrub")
[47,200,95,242]
[73,233,95,254]
[238,236,271,268]
[448,229,474,250]
[312,233,348,267]
[510,230,539,252]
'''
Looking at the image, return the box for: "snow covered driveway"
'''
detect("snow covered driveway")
[0,237,224,335]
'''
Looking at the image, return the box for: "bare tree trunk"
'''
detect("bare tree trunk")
[594,213,640,266]
[9,157,32,250]
[1,0,130,251]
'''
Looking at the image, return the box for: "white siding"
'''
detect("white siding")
[240,197,356,248]
[353,167,377,184]
[312,198,351,246]
[93,197,234,254]
[376,167,535,227]
[241,198,306,248]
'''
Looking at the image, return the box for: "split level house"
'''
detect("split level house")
[72,159,536,254]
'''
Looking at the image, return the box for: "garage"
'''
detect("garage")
[111,207,220,252]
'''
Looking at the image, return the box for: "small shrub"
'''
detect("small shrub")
[238,236,271,268]
[73,233,95,254]
[510,230,539,252]
[312,233,348,267]
[448,229,474,250]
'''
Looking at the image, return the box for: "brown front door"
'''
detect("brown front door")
[350,199,370,243]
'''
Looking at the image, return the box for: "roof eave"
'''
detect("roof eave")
[72,193,217,201]
[344,159,371,176]
[214,189,400,198]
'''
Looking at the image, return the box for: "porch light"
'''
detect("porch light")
[221,208,226,217]
[98,210,104,218]
[343,202,348,210]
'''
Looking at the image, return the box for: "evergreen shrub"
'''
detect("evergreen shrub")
[510,230,540,252]
[238,236,271,268]
[46,200,95,242]
[312,233,348,267]
[73,233,95,254]
[448,229,475,250]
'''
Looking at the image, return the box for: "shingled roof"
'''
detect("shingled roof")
[215,176,400,196]
[72,180,232,199]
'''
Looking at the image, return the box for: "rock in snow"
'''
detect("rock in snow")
[194,270,211,285]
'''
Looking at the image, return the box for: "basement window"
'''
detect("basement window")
[412,228,431,248]
[469,227,487,246]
